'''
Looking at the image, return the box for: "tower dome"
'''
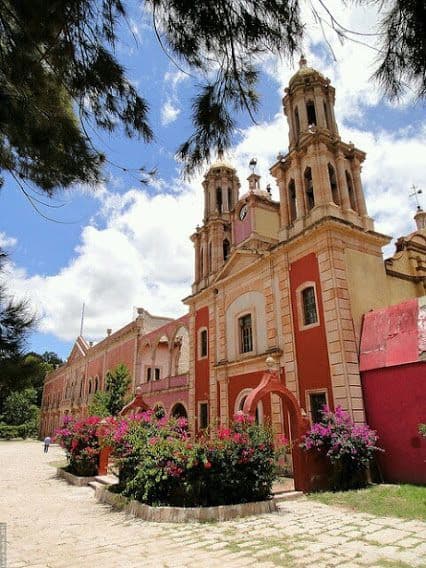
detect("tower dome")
[289,55,326,87]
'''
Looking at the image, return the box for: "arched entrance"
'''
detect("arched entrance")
[242,357,312,492]
[170,402,188,419]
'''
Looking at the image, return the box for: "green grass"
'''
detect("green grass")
[308,484,426,521]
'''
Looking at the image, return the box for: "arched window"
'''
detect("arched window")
[171,403,188,419]
[227,187,233,209]
[154,404,165,419]
[328,164,340,205]
[239,314,253,353]
[346,171,357,211]
[294,107,300,139]
[88,379,92,395]
[304,167,315,210]
[199,328,208,359]
[306,100,317,125]
[223,238,230,261]
[302,286,318,326]
[288,179,297,222]
[94,377,99,392]
[216,187,222,213]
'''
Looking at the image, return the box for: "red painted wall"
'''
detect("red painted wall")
[362,363,426,484]
[195,306,209,429]
[228,371,272,420]
[143,390,189,417]
[289,253,334,411]
[105,338,135,377]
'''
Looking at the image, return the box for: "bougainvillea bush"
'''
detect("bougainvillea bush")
[300,406,382,490]
[110,412,283,507]
[55,415,102,476]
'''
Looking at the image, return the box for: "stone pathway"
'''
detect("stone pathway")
[1,441,425,568]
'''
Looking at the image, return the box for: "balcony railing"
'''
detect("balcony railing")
[139,373,189,394]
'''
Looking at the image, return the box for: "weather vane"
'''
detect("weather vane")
[409,185,423,211]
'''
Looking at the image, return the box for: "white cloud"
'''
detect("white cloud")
[0,232,17,249]
[7,178,203,342]
[161,100,181,126]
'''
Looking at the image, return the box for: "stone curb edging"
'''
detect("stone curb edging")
[56,467,97,487]
[95,484,277,522]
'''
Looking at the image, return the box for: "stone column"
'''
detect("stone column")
[294,162,306,218]
[314,88,326,128]
[278,175,290,228]
[335,152,351,210]
[352,158,368,216]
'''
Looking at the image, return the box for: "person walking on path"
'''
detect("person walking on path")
[43,436,51,453]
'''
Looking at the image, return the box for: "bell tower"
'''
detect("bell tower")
[271,56,373,241]
[191,158,240,293]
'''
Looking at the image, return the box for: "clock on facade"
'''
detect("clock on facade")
[239,204,248,221]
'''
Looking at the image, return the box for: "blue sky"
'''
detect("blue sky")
[1,1,425,361]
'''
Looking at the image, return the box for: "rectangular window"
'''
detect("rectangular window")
[199,403,209,430]
[154,368,160,381]
[146,367,151,382]
[309,392,327,423]
[239,314,253,353]
[302,286,318,326]
[200,329,208,358]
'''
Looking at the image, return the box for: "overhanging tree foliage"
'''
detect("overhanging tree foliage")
[0,0,424,193]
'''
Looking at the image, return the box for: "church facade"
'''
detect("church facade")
[41,59,426,481]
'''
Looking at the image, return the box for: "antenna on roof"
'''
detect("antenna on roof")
[79,302,85,337]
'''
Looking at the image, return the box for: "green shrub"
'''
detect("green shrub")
[418,424,426,438]
[110,412,282,507]
[0,422,38,439]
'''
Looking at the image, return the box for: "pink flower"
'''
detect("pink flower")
[204,460,212,469]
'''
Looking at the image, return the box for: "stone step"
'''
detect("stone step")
[274,491,304,503]
[95,474,118,486]
[88,480,104,491]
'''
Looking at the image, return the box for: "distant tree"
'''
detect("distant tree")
[0,249,35,409]
[1,387,39,426]
[40,352,63,367]
[87,391,111,418]
[0,1,424,193]
[0,251,34,360]
[88,363,131,416]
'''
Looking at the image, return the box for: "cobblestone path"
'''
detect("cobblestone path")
[1,441,425,568]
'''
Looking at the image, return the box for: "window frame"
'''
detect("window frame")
[198,401,209,430]
[198,327,208,360]
[296,281,320,331]
[238,312,254,354]
[306,389,329,424]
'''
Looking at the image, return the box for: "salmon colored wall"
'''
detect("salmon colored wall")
[234,215,252,244]
[195,307,209,405]
[362,363,426,484]
[105,338,135,376]
[87,357,103,380]
[143,391,189,416]
[289,252,334,410]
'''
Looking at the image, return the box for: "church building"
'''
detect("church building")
[41,58,426,484]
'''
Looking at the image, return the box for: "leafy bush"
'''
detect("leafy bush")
[300,406,382,491]
[55,415,102,476]
[110,412,282,507]
[418,423,426,438]
[0,422,38,439]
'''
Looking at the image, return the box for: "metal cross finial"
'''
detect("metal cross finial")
[409,185,423,211]
[249,157,257,173]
